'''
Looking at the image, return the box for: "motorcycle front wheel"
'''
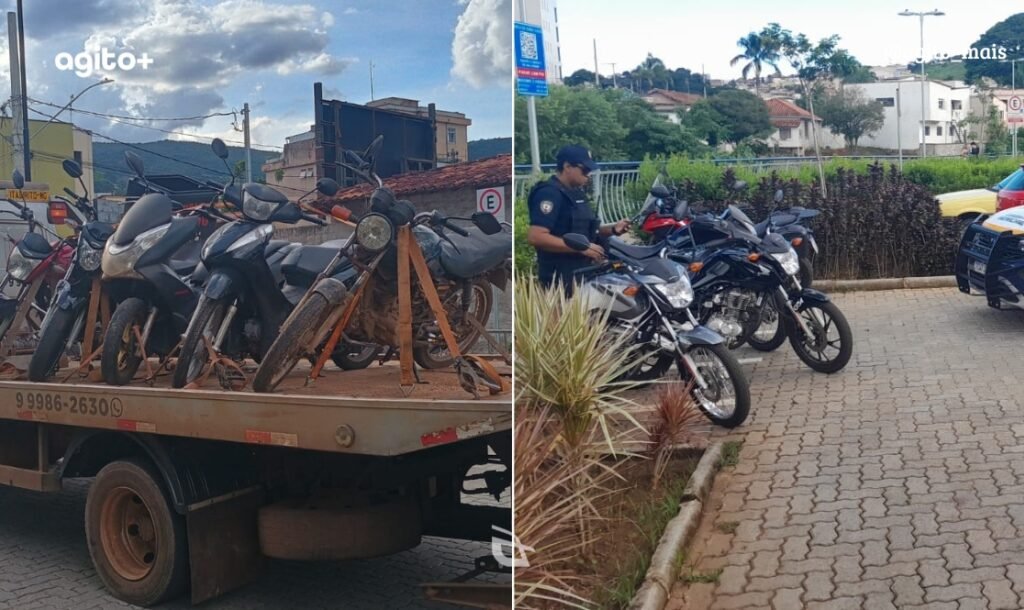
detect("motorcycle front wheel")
[786,301,853,374]
[172,297,227,389]
[413,279,492,370]
[252,293,332,393]
[681,343,751,428]
[101,298,149,386]
[28,306,82,381]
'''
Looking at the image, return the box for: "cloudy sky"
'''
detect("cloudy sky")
[0,0,511,154]
[557,0,1022,82]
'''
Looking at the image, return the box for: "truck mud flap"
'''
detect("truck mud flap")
[955,223,1024,305]
[187,486,264,604]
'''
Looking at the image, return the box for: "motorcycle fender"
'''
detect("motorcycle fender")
[313,277,348,306]
[203,269,242,300]
[677,325,725,349]
[796,288,830,310]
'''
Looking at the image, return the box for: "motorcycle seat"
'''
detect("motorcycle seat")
[281,245,339,288]
[17,232,53,260]
[265,240,291,257]
[608,237,665,262]
[439,228,511,279]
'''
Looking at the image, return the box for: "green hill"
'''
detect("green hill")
[468,137,511,161]
[92,140,280,195]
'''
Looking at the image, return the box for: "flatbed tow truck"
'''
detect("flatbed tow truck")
[0,361,511,607]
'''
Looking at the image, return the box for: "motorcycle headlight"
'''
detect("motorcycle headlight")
[78,240,102,272]
[243,192,277,221]
[654,278,694,309]
[355,213,393,253]
[201,223,232,260]
[103,223,170,279]
[6,248,33,281]
[770,249,801,276]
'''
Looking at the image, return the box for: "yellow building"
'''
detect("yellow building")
[0,117,95,199]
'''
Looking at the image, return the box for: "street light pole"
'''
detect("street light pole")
[29,78,114,139]
[899,9,944,159]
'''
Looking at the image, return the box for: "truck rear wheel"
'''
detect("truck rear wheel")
[85,459,188,607]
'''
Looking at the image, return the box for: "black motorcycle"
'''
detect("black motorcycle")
[666,202,851,373]
[171,140,350,388]
[27,160,115,380]
[98,151,225,385]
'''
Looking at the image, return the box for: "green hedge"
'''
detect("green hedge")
[633,155,1023,203]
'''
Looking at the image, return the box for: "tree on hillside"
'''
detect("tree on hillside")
[514,86,626,163]
[605,89,707,159]
[706,89,773,144]
[816,87,885,148]
[964,13,1024,86]
[564,68,599,88]
[826,49,877,84]
[680,100,729,147]
[730,31,783,94]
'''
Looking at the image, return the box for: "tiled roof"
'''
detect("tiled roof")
[643,89,702,106]
[765,98,819,121]
[330,154,511,203]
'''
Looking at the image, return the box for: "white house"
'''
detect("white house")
[851,79,971,155]
[763,98,843,155]
[641,89,702,124]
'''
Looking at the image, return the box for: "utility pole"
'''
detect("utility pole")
[593,39,599,87]
[242,103,252,184]
[899,9,944,159]
[702,63,708,98]
[16,0,28,179]
[518,0,541,174]
[605,62,617,88]
[896,83,904,172]
[6,12,24,176]
[1013,58,1017,157]
[369,60,375,101]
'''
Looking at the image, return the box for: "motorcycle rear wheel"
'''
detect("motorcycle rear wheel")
[413,279,492,370]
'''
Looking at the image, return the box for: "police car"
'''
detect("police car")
[956,207,1024,310]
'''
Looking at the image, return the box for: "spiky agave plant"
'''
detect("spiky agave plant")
[513,279,647,608]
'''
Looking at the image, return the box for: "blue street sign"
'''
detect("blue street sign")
[515,21,548,97]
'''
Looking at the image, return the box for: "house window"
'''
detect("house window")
[876,97,895,107]
[74,151,83,165]
[447,126,457,144]
[779,127,791,141]
[937,125,943,136]
[938,98,945,109]
[924,126,931,136]
[951,100,962,111]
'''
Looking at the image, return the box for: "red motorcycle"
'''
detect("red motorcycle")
[0,171,74,358]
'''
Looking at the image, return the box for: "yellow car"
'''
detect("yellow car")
[938,168,1022,229]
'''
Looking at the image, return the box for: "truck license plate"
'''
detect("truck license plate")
[971,260,987,274]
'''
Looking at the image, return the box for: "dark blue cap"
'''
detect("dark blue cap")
[556,145,597,171]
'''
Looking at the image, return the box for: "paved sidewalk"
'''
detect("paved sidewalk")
[669,288,1024,610]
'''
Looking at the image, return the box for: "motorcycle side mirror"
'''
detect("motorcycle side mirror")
[62,159,83,179]
[733,180,747,191]
[649,184,671,199]
[124,151,145,178]
[563,233,591,252]
[471,212,502,235]
[316,178,340,197]
[774,188,784,203]
[364,135,384,167]
[11,169,24,189]
[211,138,229,160]
[343,150,364,167]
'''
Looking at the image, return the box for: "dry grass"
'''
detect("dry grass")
[647,382,703,489]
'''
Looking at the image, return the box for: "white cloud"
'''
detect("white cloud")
[276,52,357,76]
[451,0,511,88]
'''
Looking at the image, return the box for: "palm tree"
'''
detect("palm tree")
[730,32,782,95]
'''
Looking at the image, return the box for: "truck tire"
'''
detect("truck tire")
[28,306,81,381]
[85,458,188,607]
[252,293,331,393]
[101,298,148,386]
[258,495,421,561]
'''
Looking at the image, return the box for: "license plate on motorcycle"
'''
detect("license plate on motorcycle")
[971,260,986,274]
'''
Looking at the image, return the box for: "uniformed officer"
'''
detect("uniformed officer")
[526,145,630,291]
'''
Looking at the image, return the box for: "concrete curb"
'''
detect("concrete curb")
[816,275,956,293]
[628,441,724,610]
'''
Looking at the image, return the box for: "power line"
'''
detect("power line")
[27,98,236,122]
[28,107,229,177]
[28,98,283,150]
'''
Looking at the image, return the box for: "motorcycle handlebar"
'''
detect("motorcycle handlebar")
[302,212,326,226]
[441,218,470,237]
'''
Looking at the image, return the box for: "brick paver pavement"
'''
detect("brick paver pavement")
[0,471,508,609]
[669,287,1024,610]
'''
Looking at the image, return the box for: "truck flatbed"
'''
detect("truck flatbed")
[0,361,511,457]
